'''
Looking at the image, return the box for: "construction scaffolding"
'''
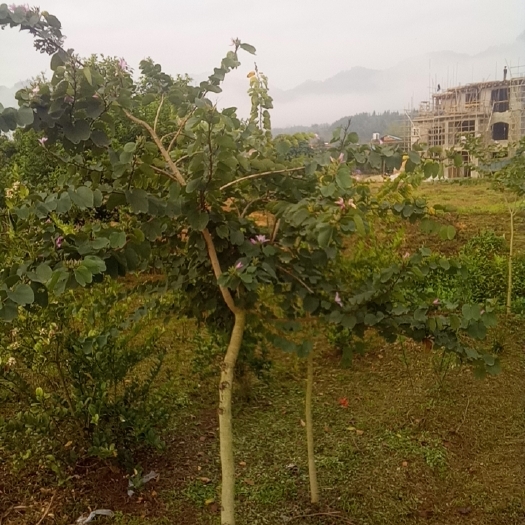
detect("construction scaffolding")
[405,68,525,178]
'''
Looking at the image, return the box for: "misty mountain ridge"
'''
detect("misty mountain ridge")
[1,32,523,127]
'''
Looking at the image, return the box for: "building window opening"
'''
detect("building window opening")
[459,120,475,132]
[492,122,509,141]
[428,125,445,146]
[491,88,509,112]
[465,90,480,107]
[450,120,475,144]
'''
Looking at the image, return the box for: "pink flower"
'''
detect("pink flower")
[335,292,343,307]
[55,236,64,249]
[38,137,48,147]
[403,252,410,259]
[235,261,244,270]
[433,299,440,305]
[335,197,345,210]
[64,95,74,104]
[250,234,268,244]
[118,58,129,71]
[10,4,29,13]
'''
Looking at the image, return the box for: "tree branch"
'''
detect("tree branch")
[270,218,281,242]
[277,265,315,294]
[153,94,165,133]
[138,161,180,183]
[220,167,304,191]
[123,109,186,187]
[240,196,267,218]
[202,228,239,314]
[167,111,195,153]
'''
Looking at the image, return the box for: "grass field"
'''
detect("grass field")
[2,180,524,525]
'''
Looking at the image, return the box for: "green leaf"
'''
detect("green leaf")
[82,256,106,274]
[63,120,91,144]
[230,229,244,245]
[368,151,382,169]
[56,192,72,213]
[16,106,34,126]
[335,165,352,189]
[353,214,366,236]
[305,162,317,176]
[364,313,377,326]
[50,52,65,71]
[276,140,291,156]
[70,186,94,209]
[346,132,359,144]
[303,296,319,313]
[446,225,456,240]
[408,151,421,165]
[83,67,93,85]
[0,302,18,321]
[317,225,334,248]
[35,263,53,283]
[106,192,127,210]
[125,189,149,213]
[91,129,110,148]
[74,266,92,286]
[467,320,487,340]
[7,283,34,305]
[414,308,427,322]
[341,315,357,329]
[462,304,481,321]
[297,340,313,358]
[188,210,209,231]
[216,225,229,239]
[109,231,126,249]
[240,43,256,54]
[439,258,450,270]
[186,177,203,194]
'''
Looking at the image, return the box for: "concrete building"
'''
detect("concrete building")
[409,71,525,178]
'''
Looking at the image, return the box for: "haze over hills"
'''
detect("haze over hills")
[1,32,523,128]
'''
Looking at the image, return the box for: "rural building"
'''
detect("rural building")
[408,71,525,178]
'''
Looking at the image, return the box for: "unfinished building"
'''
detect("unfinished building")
[408,70,525,178]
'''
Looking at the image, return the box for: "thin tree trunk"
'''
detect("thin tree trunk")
[507,209,514,315]
[305,348,319,504]
[219,310,246,525]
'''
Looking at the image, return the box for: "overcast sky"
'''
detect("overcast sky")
[1,0,524,90]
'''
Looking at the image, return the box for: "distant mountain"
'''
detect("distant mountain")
[211,32,525,127]
[264,32,524,126]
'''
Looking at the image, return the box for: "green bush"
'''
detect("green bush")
[0,280,168,478]
[415,230,525,312]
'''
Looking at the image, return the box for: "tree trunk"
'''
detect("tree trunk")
[219,310,246,525]
[507,209,514,315]
[305,348,319,504]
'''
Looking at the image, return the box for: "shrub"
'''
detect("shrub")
[0,280,168,477]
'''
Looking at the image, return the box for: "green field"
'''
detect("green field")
[2,180,524,525]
